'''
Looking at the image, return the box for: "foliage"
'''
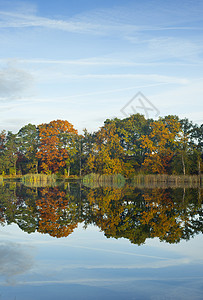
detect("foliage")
[37,120,78,174]
[140,116,183,173]
[17,123,39,174]
[0,115,202,176]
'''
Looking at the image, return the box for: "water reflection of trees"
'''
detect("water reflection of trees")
[0,183,202,244]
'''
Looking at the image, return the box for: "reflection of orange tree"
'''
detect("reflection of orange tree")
[36,187,78,238]
[140,189,185,243]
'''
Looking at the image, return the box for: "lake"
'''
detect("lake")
[0,182,202,300]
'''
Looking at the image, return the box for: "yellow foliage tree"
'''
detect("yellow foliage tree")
[140,117,182,173]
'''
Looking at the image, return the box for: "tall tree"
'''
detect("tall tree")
[37,120,78,174]
[0,131,18,175]
[140,116,182,174]
[17,123,39,174]
[0,130,6,175]
[86,122,124,175]
[104,114,151,174]
[172,119,203,175]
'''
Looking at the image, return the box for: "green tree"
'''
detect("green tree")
[0,130,6,175]
[17,123,39,174]
[104,114,151,173]
[1,131,18,175]
[172,119,203,175]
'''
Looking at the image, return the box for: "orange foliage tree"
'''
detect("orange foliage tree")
[37,120,78,174]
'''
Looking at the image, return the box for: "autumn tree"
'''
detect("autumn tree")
[86,122,124,175]
[140,116,182,174]
[37,120,78,174]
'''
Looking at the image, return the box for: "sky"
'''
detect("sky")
[0,0,203,133]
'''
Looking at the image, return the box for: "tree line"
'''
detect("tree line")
[0,114,202,176]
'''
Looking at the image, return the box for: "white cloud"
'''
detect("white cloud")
[0,63,34,101]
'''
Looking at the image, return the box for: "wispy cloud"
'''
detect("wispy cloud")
[28,70,190,85]
[0,10,102,34]
[1,58,202,67]
[0,63,34,101]
[55,73,189,84]
[0,4,202,36]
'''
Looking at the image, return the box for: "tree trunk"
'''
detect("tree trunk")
[14,159,17,176]
[79,145,82,177]
[198,158,201,176]
[198,158,201,186]
[182,154,186,175]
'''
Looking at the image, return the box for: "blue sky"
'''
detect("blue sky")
[0,0,203,133]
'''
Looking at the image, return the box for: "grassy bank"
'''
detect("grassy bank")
[1,173,202,189]
[132,174,203,188]
[82,173,126,188]
[21,174,57,187]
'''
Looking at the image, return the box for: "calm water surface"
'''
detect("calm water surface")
[0,182,202,300]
